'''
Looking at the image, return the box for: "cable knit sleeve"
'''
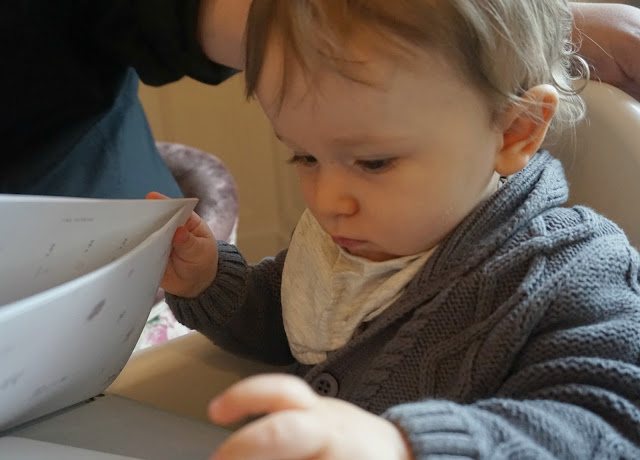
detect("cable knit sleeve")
[166,242,294,365]
[384,226,640,459]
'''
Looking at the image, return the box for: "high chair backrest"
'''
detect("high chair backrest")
[547,81,640,248]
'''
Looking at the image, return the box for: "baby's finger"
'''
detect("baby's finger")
[171,226,208,263]
[211,411,325,460]
[180,213,202,233]
[146,193,213,239]
[182,212,215,239]
[209,374,317,425]
[146,191,169,200]
[171,226,191,246]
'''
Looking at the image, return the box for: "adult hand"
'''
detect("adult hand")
[572,2,640,100]
[147,191,218,298]
[208,374,413,460]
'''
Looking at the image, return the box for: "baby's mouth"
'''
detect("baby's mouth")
[331,236,366,250]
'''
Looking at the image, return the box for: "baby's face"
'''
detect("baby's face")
[256,41,504,261]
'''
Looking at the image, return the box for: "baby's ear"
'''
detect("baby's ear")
[494,85,559,176]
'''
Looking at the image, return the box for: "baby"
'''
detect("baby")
[153,0,640,458]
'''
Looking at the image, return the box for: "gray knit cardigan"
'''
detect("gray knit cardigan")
[167,152,640,459]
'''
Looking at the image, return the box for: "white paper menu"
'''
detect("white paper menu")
[0,194,197,431]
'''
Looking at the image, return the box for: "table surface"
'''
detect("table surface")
[107,331,285,424]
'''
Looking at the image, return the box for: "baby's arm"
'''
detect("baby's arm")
[165,242,294,365]
[383,235,640,458]
[149,192,292,364]
[206,230,640,460]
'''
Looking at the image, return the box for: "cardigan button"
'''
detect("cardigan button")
[311,373,339,397]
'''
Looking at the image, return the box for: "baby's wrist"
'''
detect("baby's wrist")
[187,266,218,299]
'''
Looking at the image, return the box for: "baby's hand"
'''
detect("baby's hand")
[208,374,413,460]
[147,192,218,298]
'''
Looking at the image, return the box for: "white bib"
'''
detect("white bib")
[281,210,434,364]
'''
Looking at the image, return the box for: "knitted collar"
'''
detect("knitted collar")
[412,150,568,296]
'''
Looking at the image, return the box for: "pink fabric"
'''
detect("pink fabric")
[134,302,191,352]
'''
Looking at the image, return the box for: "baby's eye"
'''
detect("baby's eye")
[287,154,318,167]
[356,158,396,172]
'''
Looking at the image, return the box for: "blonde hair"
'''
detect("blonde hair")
[245,0,588,135]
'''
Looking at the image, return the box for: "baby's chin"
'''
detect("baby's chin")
[345,247,398,262]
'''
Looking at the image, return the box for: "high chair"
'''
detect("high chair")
[548,81,640,248]
[107,81,640,425]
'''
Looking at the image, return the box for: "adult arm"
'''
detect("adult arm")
[197,0,251,71]
[572,2,640,100]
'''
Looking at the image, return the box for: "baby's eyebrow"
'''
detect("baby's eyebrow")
[274,132,301,149]
[274,132,298,145]
[329,133,403,148]
[275,131,404,149]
